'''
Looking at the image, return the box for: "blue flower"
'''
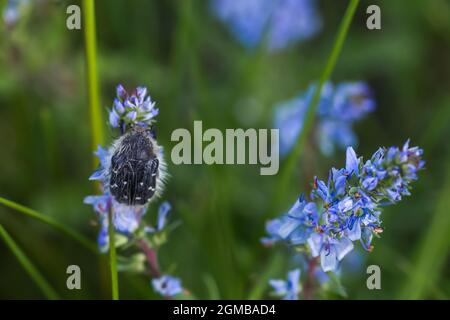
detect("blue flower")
[145,201,172,234]
[274,82,333,156]
[308,234,354,272]
[262,195,317,246]
[331,82,376,122]
[317,120,356,156]
[274,81,376,156]
[212,0,321,51]
[84,193,147,251]
[261,217,285,246]
[89,146,111,181]
[273,95,308,156]
[266,0,322,51]
[112,201,146,234]
[152,275,183,297]
[83,194,111,215]
[109,85,158,130]
[212,0,272,48]
[3,0,29,26]
[96,221,109,253]
[265,142,424,272]
[84,195,111,252]
[269,269,301,300]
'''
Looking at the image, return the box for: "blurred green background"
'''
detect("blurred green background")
[0,0,449,299]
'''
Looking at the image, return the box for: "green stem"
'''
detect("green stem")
[270,0,360,215]
[83,0,118,300]
[83,0,104,166]
[0,223,60,300]
[0,196,97,253]
[108,208,119,300]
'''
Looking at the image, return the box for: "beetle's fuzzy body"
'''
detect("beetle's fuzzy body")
[106,127,166,206]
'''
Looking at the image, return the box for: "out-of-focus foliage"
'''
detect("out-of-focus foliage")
[0,0,449,299]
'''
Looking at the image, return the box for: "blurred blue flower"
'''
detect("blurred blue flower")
[212,0,322,51]
[84,194,111,252]
[274,82,333,155]
[212,0,273,48]
[317,120,356,156]
[263,194,317,246]
[152,275,183,297]
[109,85,159,130]
[331,82,376,122]
[84,193,147,251]
[264,141,424,272]
[145,201,172,234]
[112,201,146,234]
[267,0,322,51]
[269,269,301,300]
[274,81,376,156]
[3,0,28,27]
[83,194,111,216]
[261,217,285,246]
[308,234,354,272]
[89,146,110,181]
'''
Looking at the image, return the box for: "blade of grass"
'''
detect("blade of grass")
[83,0,104,165]
[398,162,450,299]
[0,223,60,300]
[108,208,119,300]
[83,0,118,300]
[0,196,97,253]
[269,0,360,216]
[203,274,221,300]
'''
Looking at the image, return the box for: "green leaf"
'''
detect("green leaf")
[0,196,97,253]
[203,274,221,300]
[0,224,60,300]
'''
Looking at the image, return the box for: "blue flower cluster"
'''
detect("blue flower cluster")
[85,85,163,250]
[84,164,171,252]
[263,141,424,272]
[85,85,184,298]
[109,85,159,131]
[274,82,376,156]
[212,0,322,51]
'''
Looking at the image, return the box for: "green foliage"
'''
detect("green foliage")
[0,0,449,299]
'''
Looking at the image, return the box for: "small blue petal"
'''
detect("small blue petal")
[307,233,323,257]
[334,237,354,261]
[109,110,120,128]
[116,84,126,99]
[126,111,137,121]
[320,248,337,272]
[347,220,362,241]
[113,98,125,114]
[346,147,359,176]
[157,201,171,231]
